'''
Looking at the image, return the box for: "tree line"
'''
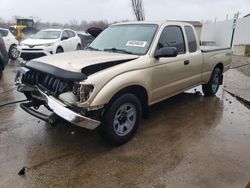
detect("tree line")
[0,0,145,30]
[0,17,110,31]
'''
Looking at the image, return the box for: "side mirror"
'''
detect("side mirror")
[154,47,178,58]
[61,36,68,41]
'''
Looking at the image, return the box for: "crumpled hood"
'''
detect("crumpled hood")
[34,50,139,72]
[22,38,58,46]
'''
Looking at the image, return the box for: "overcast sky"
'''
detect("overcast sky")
[0,0,249,23]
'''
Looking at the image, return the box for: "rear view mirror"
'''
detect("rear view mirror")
[155,47,178,58]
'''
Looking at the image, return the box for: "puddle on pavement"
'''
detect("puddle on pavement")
[1,63,250,187]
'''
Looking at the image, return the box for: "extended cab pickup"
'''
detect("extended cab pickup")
[16,21,232,145]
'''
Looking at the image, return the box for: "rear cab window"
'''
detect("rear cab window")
[184,26,197,53]
[157,25,186,54]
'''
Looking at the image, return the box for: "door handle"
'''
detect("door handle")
[184,60,190,65]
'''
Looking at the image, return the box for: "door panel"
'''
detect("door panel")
[184,26,203,86]
[67,30,77,51]
[150,25,203,104]
[60,31,70,52]
[151,54,191,102]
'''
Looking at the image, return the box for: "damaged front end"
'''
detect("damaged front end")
[15,62,101,130]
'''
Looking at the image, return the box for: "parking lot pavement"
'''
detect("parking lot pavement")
[224,68,250,104]
[0,61,250,188]
[224,56,250,105]
[231,56,250,77]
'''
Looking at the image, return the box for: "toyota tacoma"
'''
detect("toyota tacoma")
[15,21,232,145]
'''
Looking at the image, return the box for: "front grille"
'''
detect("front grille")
[21,52,46,60]
[22,69,72,97]
[22,49,43,51]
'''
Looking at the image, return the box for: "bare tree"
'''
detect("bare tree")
[131,0,145,21]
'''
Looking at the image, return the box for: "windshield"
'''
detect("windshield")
[32,30,61,39]
[0,29,8,37]
[89,24,158,55]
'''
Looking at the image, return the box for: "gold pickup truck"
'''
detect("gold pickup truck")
[16,21,232,145]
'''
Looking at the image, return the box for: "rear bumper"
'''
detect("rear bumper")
[20,88,100,130]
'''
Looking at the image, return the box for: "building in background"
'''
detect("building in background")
[201,14,250,56]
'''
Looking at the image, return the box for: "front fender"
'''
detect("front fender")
[89,70,150,107]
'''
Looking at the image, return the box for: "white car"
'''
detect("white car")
[19,29,81,60]
[0,28,19,60]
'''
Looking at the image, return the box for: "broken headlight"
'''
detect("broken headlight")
[73,83,94,103]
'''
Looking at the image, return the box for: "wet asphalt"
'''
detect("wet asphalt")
[0,61,250,188]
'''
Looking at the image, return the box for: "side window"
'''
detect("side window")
[70,31,76,37]
[157,26,185,54]
[67,30,76,38]
[61,31,69,39]
[184,26,197,53]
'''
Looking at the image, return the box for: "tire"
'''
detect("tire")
[8,45,19,60]
[202,67,222,96]
[99,94,142,146]
[76,44,81,50]
[0,70,2,80]
[56,47,63,53]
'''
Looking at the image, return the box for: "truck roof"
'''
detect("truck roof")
[113,21,194,27]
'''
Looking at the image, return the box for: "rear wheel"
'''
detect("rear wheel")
[202,67,222,96]
[8,45,19,60]
[99,94,142,146]
[56,47,63,53]
[0,70,2,80]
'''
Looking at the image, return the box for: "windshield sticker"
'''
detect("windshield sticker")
[126,40,147,48]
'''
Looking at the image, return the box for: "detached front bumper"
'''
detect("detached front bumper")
[20,88,100,130]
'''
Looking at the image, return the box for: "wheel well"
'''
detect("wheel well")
[10,43,17,47]
[108,85,149,118]
[57,46,64,52]
[215,63,224,73]
[9,44,17,51]
[77,43,81,49]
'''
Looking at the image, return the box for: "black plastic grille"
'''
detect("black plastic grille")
[22,69,71,97]
[20,52,46,60]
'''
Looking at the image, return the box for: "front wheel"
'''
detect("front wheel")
[99,94,142,146]
[202,67,222,96]
[9,45,19,60]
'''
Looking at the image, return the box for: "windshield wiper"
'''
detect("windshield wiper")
[103,48,133,54]
[87,46,100,51]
